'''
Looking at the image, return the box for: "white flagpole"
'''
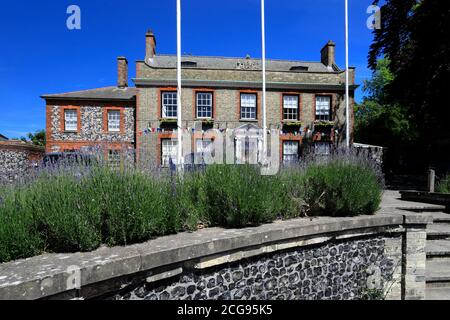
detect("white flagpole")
[261,0,267,163]
[176,0,183,168]
[345,0,350,148]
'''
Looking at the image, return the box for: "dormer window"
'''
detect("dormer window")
[290,66,309,72]
[181,61,197,68]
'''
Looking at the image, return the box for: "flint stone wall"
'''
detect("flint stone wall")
[118,235,401,301]
[0,142,44,183]
[0,214,430,300]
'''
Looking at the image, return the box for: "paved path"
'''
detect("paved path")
[381,190,450,300]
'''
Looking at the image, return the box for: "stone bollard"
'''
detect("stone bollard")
[428,169,435,193]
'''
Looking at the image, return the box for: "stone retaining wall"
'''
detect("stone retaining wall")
[0,141,44,183]
[0,213,431,300]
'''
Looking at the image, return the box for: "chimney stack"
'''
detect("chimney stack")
[321,40,336,68]
[117,57,128,88]
[145,30,157,62]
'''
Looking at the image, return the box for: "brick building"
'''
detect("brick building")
[42,30,357,167]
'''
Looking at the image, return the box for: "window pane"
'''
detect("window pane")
[162,140,178,167]
[283,95,299,121]
[196,92,213,118]
[283,141,299,164]
[315,142,331,155]
[65,109,78,131]
[162,92,178,118]
[315,96,331,121]
[241,93,257,120]
[108,110,121,132]
[108,150,121,167]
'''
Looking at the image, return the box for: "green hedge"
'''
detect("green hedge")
[0,161,383,263]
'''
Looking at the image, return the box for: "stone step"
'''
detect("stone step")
[426,287,450,300]
[428,212,450,223]
[427,224,450,240]
[427,240,450,258]
[426,259,450,283]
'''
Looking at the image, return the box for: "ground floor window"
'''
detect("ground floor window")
[314,142,331,156]
[196,139,213,155]
[161,139,178,167]
[108,150,121,167]
[283,141,299,164]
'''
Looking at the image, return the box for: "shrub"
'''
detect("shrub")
[201,165,284,228]
[0,152,384,263]
[302,161,382,217]
[0,186,43,263]
[437,174,450,194]
[279,168,309,219]
[86,167,179,246]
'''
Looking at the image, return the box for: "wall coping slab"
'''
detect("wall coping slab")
[0,213,427,300]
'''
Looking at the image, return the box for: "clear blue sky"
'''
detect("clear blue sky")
[0,0,380,139]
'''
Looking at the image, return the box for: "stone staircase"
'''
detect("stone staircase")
[425,211,450,300]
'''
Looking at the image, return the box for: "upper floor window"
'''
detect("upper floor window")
[315,96,331,121]
[240,93,257,120]
[283,141,299,164]
[283,95,299,121]
[161,139,178,167]
[64,109,78,132]
[196,92,213,119]
[162,92,177,118]
[107,110,121,132]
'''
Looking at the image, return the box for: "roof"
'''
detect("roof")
[145,55,341,73]
[0,134,8,141]
[41,86,137,101]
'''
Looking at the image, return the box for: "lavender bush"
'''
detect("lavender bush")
[0,147,383,263]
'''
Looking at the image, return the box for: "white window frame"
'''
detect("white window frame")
[161,139,178,167]
[240,93,257,120]
[196,139,213,154]
[162,92,178,119]
[283,95,299,121]
[107,110,121,132]
[315,96,332,121]
[108,149,121,166]
[283,141,299,164]
[64,109,78,132]
[196,92,213,119]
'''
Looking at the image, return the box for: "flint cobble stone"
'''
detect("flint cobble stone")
[116,236,400,301]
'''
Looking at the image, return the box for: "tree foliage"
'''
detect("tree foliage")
[367,0,450,172]
[355,59,415,148]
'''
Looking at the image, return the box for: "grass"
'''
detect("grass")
[0,155,383,263]
[437,174,450,194]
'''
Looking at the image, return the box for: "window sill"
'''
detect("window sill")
[239,119,258,122]
[63,131,78,134]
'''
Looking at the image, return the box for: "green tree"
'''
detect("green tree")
[355,59,415,146]
[12,130,46,146]
[368,0,450,172]
[27,130,46,147]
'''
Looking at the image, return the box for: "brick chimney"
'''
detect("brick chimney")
[145,30,157,62]
[117,57,128,88]
[321,40,336,68]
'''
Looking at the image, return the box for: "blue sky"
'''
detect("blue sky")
[0,0,380,139]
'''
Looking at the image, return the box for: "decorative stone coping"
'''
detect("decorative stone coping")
[0,213,431,300]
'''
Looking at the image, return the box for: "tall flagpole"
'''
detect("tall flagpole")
[345,0,350,148]
[176,0,183,167]
[261,0,267,163]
